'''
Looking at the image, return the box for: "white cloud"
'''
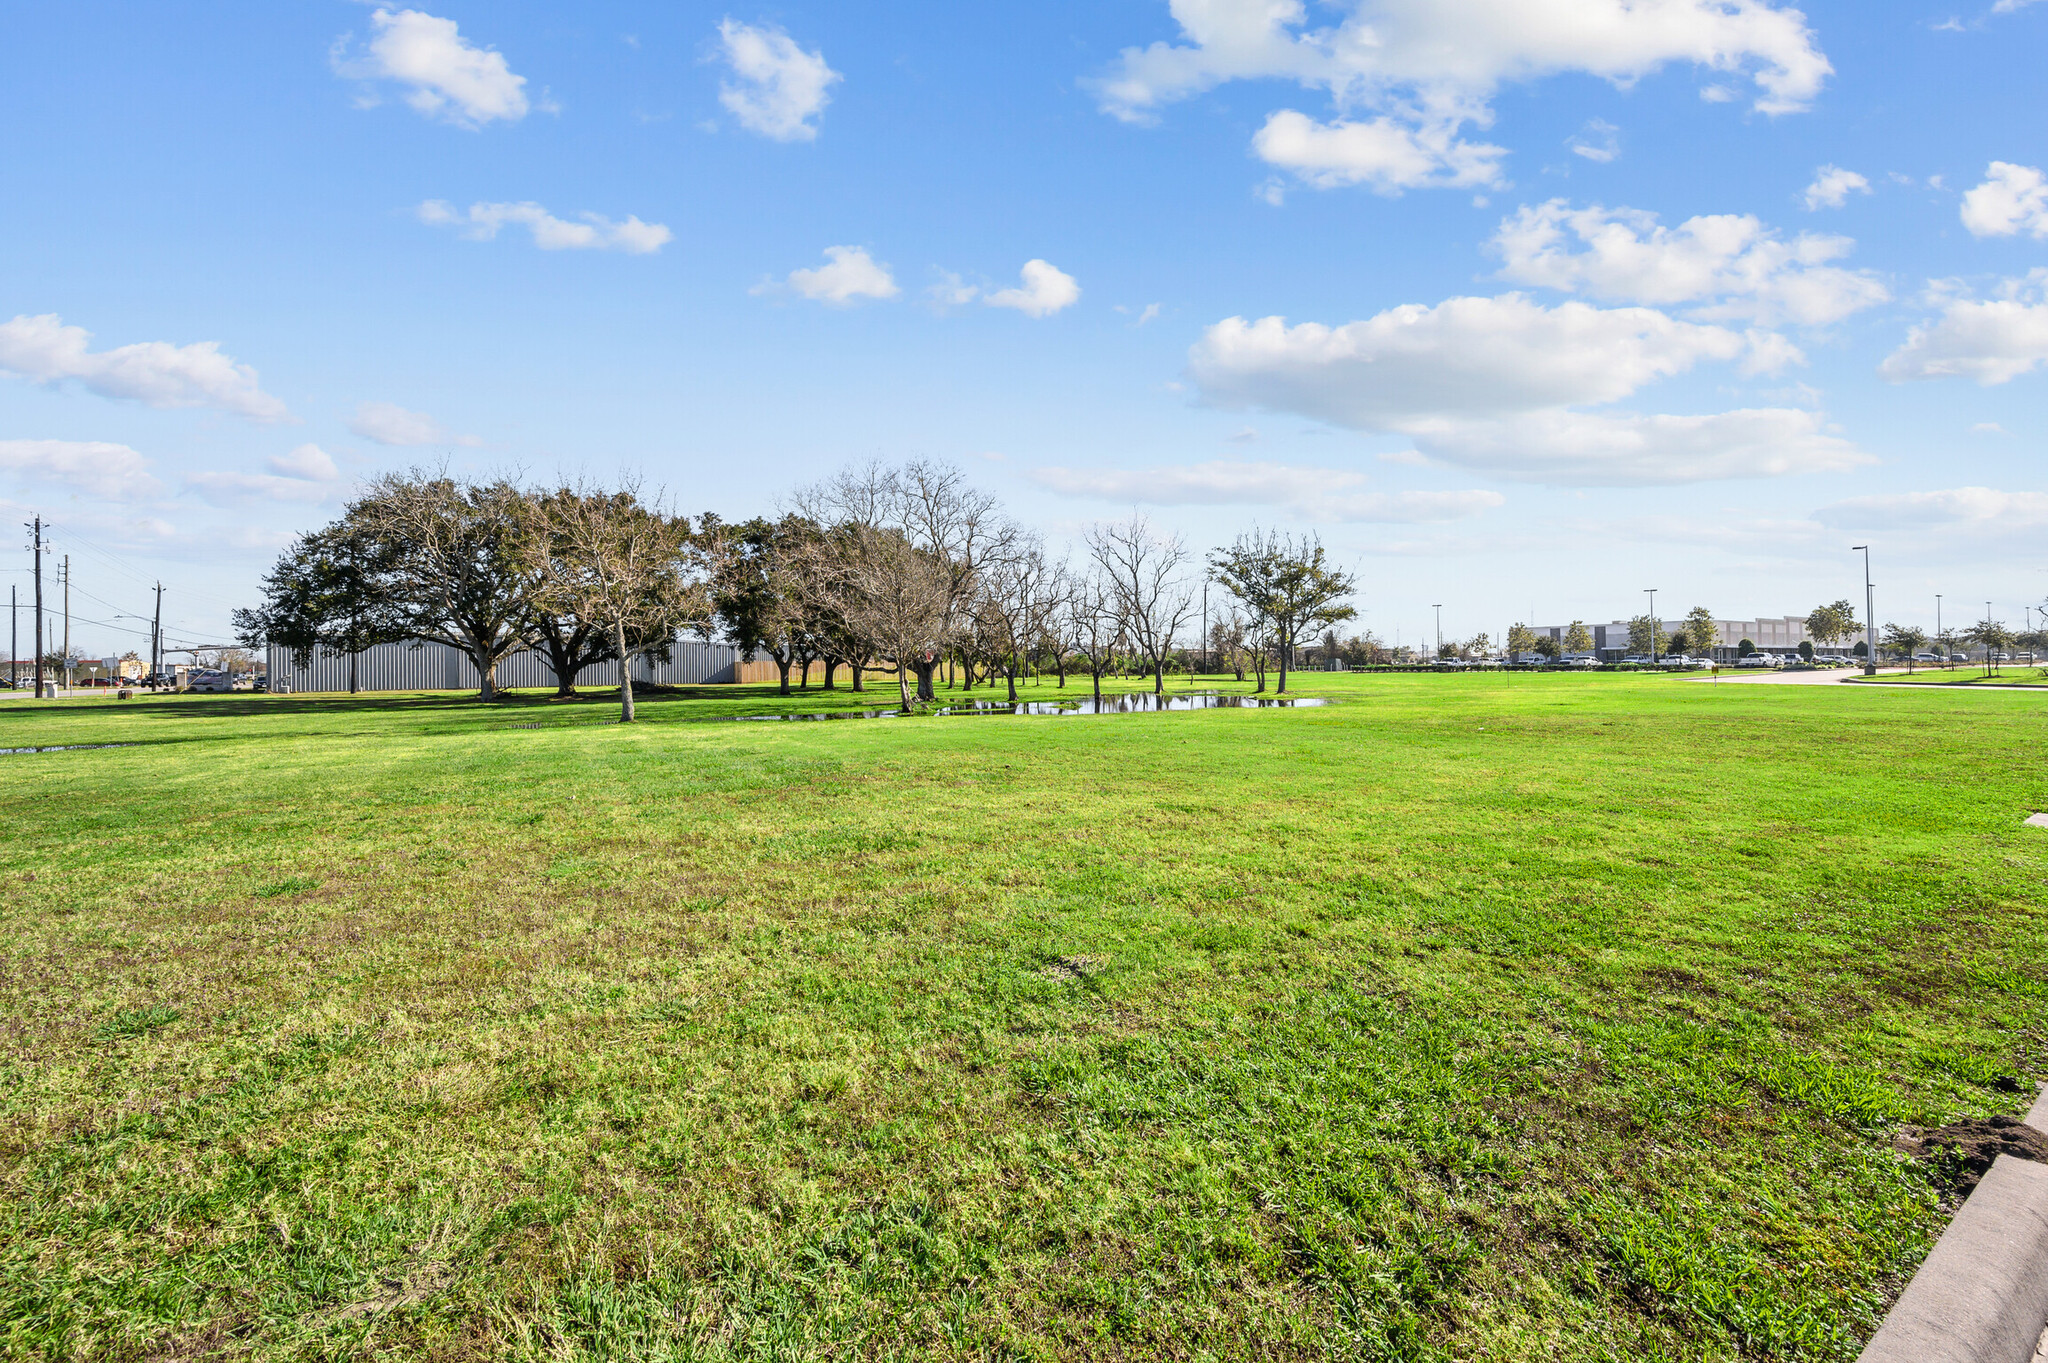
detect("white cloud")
[1814,486,2048,534]
[926,270,981,309]
[0,439,162,500]
[1408,407,1871,485]
[348,400,481,447]
[1252,110,1506,192]
[1490,201,1888,326]
[184,471,343,508]
[1802,164,1870,210]
[716,19,840,142]
[1186,294,1864,485]
[1971,421,2006,433]
[1959,162,2048,238]
[985,260,1081,317]
[1091,0,1828,193]
[760,246,899,305]
[1992,0,2043,13]
[182,443,347,508]
[0,313,290,423]
[1119,302,1163,326]
[1319,489,1507,521]
[1568,119,1621,163]
[335,7,530,128]
[1189,296,1759,427]
[1028,459,1502,522]
[417,200,672,253]
[1881,270,2048,385]
[266,443,341,481]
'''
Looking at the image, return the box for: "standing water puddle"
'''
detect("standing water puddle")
[0,743,135,755]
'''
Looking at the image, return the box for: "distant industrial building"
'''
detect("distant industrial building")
[1532,616,1824,661]
[264,638,771,693]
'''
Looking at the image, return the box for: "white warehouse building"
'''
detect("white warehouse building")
[1531,616,1828,661]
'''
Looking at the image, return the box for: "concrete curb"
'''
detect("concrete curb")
[1857,1090,2048,1362]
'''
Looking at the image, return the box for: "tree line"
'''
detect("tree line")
[235,462,1359,719]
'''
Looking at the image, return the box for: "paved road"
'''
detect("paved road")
[1695,667,1889,685]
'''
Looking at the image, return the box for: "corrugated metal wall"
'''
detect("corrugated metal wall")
[265,638,759,693]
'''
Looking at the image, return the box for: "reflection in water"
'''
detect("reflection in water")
[504,693,1330,730]
[0,743,134,755]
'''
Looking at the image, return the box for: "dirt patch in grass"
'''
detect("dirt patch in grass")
[307,1259,458,1326]
[1896,1115,2048,1194]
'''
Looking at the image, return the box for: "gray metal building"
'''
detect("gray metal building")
[265,637,751,693]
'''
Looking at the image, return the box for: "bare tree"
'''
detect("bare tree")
[359,472,536,700]
[821,524,955,710]
[794,460,1015,706]
[1087,516,1196,695]
[973,541,1065,703]
[891,460,1016,700]
[1066,572,1126,706]
[518,483,706,722]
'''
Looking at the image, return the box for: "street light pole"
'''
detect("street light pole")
[1852,545,1875,675]
[1645,589,1658,666]
[1432,604,1442,661]
[28,517,44,699]
[1936,594,1943,668]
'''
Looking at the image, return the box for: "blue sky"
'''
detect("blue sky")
[4,0,2046,658]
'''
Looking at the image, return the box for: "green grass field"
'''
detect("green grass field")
[2,672,2044,1361]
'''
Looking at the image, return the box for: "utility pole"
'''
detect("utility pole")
[1936,594,1943,668]
[8,585,15,691]
[151,581,163,687]
[28,517,45,699]
[1645,588,1658,666]
[61,554,71,692]
[1432,604,1443,661]
[1852,546,1875,676]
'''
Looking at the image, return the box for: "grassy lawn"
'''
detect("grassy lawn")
[2,672,2044,1361]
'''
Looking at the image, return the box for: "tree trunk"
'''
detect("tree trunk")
[823,658,839,689]
[1054,652,1066,687]
[916,658,936,702]
[776,655,792,695]
[469,633,500,700]
[1276,631,1291,694]
[1153,655,1164,694]
[1091,664,1102,705]
[850,659,865,692]
[898,666,915,710]
[615,618,635,722]
[1006,658,1018,703]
